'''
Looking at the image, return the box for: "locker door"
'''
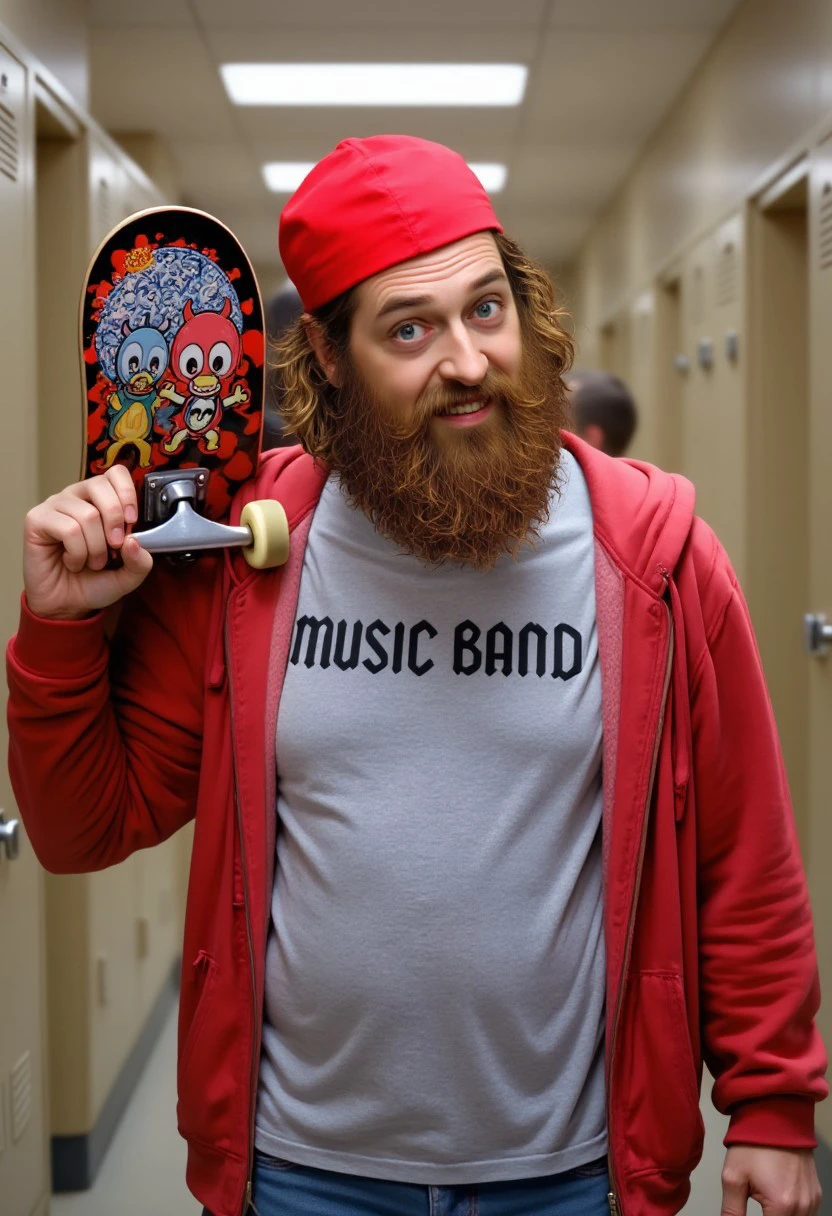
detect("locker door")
[88,134,122,250]
[679,213,747,581]
[746,167,810,847]
[806,133,832,1150]
[0,43,49,1216]
[626,291,658,465]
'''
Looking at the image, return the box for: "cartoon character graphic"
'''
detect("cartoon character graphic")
[160,299,248,454]
[102,317,172,469]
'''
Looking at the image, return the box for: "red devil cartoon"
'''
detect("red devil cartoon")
[161,298,248,454]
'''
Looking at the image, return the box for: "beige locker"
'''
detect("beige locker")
[599,310,632,384]
[745,163,810,845]
[87,133,123,251]
[0,41,50,1216]
[652,272,684,474]
[624,291,658,466]
[135,837,181,1028]
[806,132,832,1148]
[679,212,747,581]
[34,115,184,1183]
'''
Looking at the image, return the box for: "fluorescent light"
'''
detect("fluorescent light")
[469,163,507,193]
[263,160,509,194]
[222,63,527,107]
[263,163,316,192]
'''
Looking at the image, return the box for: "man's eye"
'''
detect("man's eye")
[395,322,426,343]
[475,300,500,320]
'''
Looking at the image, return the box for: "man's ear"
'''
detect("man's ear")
[303,315,342,388]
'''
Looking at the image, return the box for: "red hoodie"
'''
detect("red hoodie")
[6,434,827,1216]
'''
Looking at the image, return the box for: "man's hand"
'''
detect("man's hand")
[23,467,153,620]
[721,1146,822,1215]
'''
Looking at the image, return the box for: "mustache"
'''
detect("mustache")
[397,368,542,437]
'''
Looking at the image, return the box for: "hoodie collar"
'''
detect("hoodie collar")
[561,432,696,598]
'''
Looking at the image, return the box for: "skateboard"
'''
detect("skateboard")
[80,206,289,568]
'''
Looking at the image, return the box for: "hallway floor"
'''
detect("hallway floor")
[50,1005,760,1215]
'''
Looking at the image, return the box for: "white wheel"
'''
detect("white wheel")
[240,499,290,569]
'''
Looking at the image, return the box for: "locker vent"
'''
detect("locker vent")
[11,1052,32,1143]
[0,100,19,183]
[716,241,738,307]
[819,182,832,271]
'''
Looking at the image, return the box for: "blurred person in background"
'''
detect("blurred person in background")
[567,369,637,456]
[7,135,826,1216]
[264,281,303,448]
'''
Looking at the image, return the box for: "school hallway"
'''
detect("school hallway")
[2,1,830,1213]
[49,999,758,1216]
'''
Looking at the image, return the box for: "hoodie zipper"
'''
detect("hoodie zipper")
[226,608,262,1216]
[606,589,674,1216]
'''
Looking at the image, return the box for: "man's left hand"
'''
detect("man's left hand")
[720,1146,822,1215]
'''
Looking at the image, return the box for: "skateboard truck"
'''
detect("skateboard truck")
[135,469,289,568]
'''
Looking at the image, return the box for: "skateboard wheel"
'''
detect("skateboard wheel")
[240,500,290,569]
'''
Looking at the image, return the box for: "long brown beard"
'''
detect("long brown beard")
[324,335,569,569]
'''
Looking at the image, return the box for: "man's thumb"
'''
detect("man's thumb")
[119,535,154,581]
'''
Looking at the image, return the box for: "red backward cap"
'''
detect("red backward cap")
[279,135,503,313]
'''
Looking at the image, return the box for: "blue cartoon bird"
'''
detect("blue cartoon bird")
[103,316,172,469]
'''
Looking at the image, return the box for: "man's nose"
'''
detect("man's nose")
[437,324,489,386]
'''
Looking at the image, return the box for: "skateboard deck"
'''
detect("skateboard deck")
[80,206,265,528]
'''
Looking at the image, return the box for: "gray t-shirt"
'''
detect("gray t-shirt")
[255,448,607,1184]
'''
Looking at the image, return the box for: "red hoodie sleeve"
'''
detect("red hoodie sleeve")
[5,557,220,873]
[689,529,828,1147]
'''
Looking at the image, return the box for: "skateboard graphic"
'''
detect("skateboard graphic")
[80,206,289,568]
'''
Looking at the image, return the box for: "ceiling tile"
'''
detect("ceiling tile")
[87,2,739,267]
[89,0,194,26]
[172,141,262,206]
[205,26,537,66]
[548,0,741,32]
[236,108,519,163]
[195,0,548,30]
[506,143,635,208]
[522,30,711,143]
[90,29,238,141]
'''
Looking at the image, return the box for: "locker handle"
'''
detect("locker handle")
[803,613,832,657]
[0,812,20,861]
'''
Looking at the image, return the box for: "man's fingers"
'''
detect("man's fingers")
[84,476,131,548]
[721,1166,749,1216]
[103,465,139,525]
[54,500,110,570]
[47,512,93,574]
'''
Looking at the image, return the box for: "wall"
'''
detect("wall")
[0,0,88,110]
[571,0,832,1149]
[0,11,190,1201]
[572,0,832,329]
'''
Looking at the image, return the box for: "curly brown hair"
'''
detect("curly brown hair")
[271,232,575,462]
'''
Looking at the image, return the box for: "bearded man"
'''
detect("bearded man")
[7,136,826,1216]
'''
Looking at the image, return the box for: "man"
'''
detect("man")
[567,369,638,457]
[6,136,826,1216]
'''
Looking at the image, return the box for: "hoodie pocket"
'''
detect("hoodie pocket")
[178,950,218,1089]
[619,972,704,1175]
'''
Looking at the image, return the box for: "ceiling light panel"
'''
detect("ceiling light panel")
[468,163,508,192]
[262,163,316,192]
[222,63,528,106]
[263,161,509,194]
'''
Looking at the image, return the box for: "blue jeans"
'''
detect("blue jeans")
[205,1152,610,1215]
